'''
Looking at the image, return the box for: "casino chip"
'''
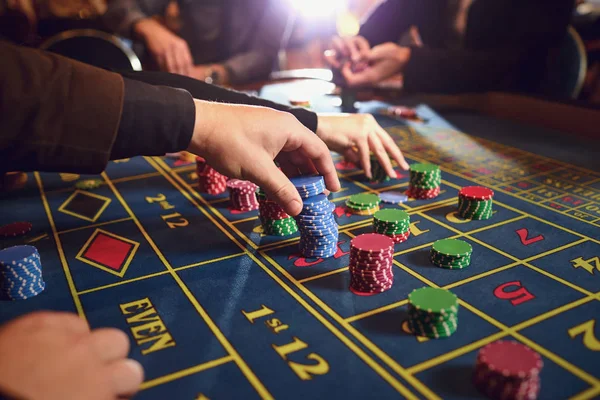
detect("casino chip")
[257,188,298,236]
[407,163,441,200]
[407,287,459,338]
[227,179,259,212]
[373,209,411,244]
[369,154,391,183]
[197,157,228,195]
[0,222,32,238]
[75,179,102,190]
[379,191,408,205]
[348,233,395,295]
[430,239,472,269]
[0,245,45,301]
[292,176,338,258]
[457,186,494,220]
[473,341,543,400]
[0,171,27,191]
[346,193,381,215]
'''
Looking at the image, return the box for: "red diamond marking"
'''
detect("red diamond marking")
[83,232,134,271]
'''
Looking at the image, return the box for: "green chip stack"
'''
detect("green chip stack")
[345,193,381,215]
[369,155,391,183]
[430,239,473,269]
[407,163,441,199]
[373,209,411,244]
[457,186,494,220]
[408,287,459,339]
[257,188,298,236]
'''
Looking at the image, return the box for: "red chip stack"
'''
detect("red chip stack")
[349,233,395,296]
[196,157,228,195]
[227,179,259,212]
[473,341,543,400]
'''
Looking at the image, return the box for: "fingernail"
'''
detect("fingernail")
[289,198,302,216]
[125,359,145,382]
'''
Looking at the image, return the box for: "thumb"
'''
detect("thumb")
[245,158,303,216]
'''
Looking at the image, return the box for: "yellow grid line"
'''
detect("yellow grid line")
[103,163,274,400]
[57,217,133,235]
[140,356,234,390]
[155,157,420,399]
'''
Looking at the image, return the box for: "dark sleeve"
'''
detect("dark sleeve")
[224,0,293,84]
[359,0,414,46]
[0,41,124,173]
[102,0,170,37]
[119,70,318,132]
[111,78,196,160]
[0,41,196,174]
[402,47,522,94]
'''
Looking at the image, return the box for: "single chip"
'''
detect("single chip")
[75,179,102,190]
[410,163,440,174]
[348,193,381,207]
[459,186,494,200]
[0,222,32,238]
[478,341,543,379]
[379,191,409,204]
[432,239,472,257]
[351,233,394,253]
[408,287,458,314]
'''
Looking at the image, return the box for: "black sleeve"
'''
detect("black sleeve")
[118,70,319,133]
[111,77,196,160]
[359,0,414,47]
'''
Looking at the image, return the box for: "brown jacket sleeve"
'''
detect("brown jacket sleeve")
[0,41,124,173]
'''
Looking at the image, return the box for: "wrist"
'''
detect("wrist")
[133,18,159,40]
[395,47,411,66]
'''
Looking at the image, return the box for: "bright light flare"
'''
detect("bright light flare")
[288,0,347,17]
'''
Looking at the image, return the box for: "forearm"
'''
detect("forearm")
[119,70,318,133]
[0,41,124,173]
[223,50,275,84]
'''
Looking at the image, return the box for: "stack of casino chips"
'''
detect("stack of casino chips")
[349,233,394,295]
[407,287,459,339]
[0,245,45,300]
[473,341,543,400]
[257,188,298,236]
[430,238,473,269]
[373,209,411,244]
[226,179,259,212]
[196,156,228,195]
[458,186,494,220]
[407,163,441,199]
[369,155,390,183]
[291,176,338,258]
[345,193,381,215]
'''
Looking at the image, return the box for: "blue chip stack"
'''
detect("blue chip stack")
[290,176,339,258]
[0,245,45,301]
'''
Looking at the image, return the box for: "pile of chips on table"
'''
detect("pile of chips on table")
[407,163,441,199]
[430,238,473,269]
[196,156,228,195]
[0,245,45,300]
[407,287,459,338]
[349,233,394,295]
[373,209,411,244]
[458,186,494,220]
[291,176,338,258]
[473,341,543,400]
[369,154,390,183]
[346,193,381,215]
[226,179,259,212]
[257,188,298,236]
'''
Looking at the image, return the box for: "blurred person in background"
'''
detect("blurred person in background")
[102,0,291,85]
[325,0,575,94]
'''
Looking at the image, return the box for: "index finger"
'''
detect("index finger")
[282,128,341,193]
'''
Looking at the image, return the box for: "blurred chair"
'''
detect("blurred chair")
[40,29,142,71]
[543,25,587,99]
